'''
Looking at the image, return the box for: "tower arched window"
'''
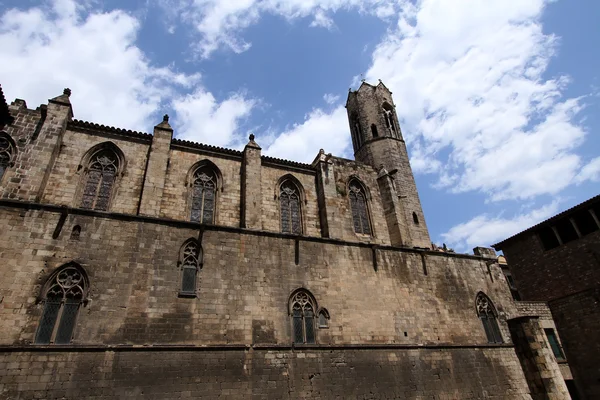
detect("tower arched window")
[290,290,317,344]
[348,179,371,235]
[476,292,503,344]
[191,166,217,223]
[382,103,397,137]
[81,147,121,211]
[351,115,363,150]
[179,239,202,297]
[280,179,302,234]
[35,264,88,345]
[0,133,16,182]
[413,212,419,225]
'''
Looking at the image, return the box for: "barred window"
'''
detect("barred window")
[349,180,371,235]
[191,167,217,224]
[81,150,119,211]
[290,290,316,344]
[476,293,503,344]
[0,133,15,181]
[179,240,201,297]
[35,265,87,345]
[280,180,302,234]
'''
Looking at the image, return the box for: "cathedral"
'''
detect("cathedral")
[0,82,574,398]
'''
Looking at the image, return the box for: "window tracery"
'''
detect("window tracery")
[476,293,503,344]
[0,133,15,181]
[280,180,302,234]
[35,265,87,345]
[81,149,119,211]
[191,166,217,224]
[349,180,371,235]
[290,291,316,344]
[180,240,201,296]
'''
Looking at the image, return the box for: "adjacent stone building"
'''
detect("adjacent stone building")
[0,82,574,399]
[494,195,600,400]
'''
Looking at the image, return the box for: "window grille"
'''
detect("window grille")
[191,167,217,223]
[476,293,503,344]
[81,150,119,211]
[35,266,86,344]
[0,134,15,181]
[290,291,316,344]
[180,240,201,296]
[349,180,371,235]
[280,181,302,234]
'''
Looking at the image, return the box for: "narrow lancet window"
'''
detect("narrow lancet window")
[191,167,217,223]
[0,133,15,181]
[179,240,201,296]
[280,180,302,234]
[35,265,87,345]
[383,103,397,137]
[349,180,371,235]
[371,124,378,138]
[81,149,119,211]
[476,293,503,344]
[290,290,316,344]
[413,212,419,225]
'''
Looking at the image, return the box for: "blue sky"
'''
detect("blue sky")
[1,0,598,252]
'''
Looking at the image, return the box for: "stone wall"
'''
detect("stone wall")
[0,204,516,347]
[0,347,531,399]
[550,288,600,399]
[500,229,600,302]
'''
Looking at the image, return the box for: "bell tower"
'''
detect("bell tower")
[346,81,431,248]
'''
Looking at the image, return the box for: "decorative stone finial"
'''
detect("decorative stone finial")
[63,88,71,97]
[249,133,255,141]
[163,114,169,122]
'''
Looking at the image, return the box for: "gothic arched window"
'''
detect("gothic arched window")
[179,239,202,297]
[0,133,16,182]
[382,102,397,137]
[476,293,503,344]
[35,264,88,345]
[280,179,302,234]
[349,179,371,235]
[81,149,120,211]
[290,290,316,344]
[351,114,363,150]
[191,166,217,224]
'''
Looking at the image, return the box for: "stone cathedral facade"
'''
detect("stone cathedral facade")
[0,82,573,399]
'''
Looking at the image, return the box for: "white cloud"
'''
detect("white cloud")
[264,106,350,163]
[172,89,255,147]
[160,0,398,58]
[364,0,591,202]
[0,0,201,131]
[575,157,600,184]
[323,93,340,105]
[440,201,561,251]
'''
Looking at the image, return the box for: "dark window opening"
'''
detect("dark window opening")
[476,293,503,344]
[413,212,419,225]
[544,328,565,360]
[70,225,81,240]
[382,102,397,137]
[371,124,378,138]
[35,265,86,344]
[565,380,580,400]
[555,218,578,244]
[81,149,119,211]
[504,273,521,301]
[348,180,371,235]
[290,291,316,344]
[191,166,217,224]
[352,117,363,149]
[572,209,599,236]
[538,227,560,251]
[280,180,302,234]
[180,240,201,296]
